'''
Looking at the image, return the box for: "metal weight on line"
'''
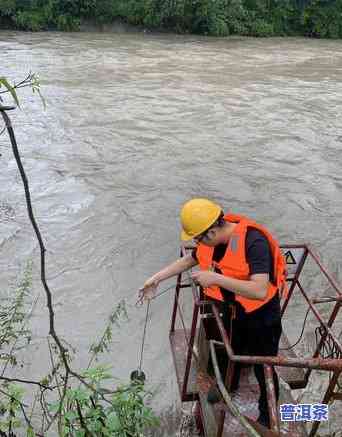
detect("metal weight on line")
[130,369,146,383]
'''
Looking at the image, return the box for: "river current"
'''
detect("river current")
[1,31,342,436]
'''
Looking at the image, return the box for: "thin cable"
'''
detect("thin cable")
[138,300,150,373]
[136,278,196,371]
[152,282,189,301]
[315,325,341,359]
[279,306,311,351]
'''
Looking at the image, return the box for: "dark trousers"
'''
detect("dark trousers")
[219,295,282,419]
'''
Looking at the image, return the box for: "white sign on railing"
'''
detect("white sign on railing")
[281,247,306,279]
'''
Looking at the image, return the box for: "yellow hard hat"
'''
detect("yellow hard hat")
[180,198,222,241]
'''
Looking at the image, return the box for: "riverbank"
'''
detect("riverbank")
[0,0,342,38]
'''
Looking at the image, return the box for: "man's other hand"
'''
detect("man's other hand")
[191,271,218,288]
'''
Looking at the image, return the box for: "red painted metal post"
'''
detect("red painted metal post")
[170,249,183,334]
[286,245,342,384]
[234,354,342,371]
[296,281,342,353]
[212,304,235,357]
[281,279,297,317]
[170,274,181,334]
[224,306,237,393]
[312,296,342,304]
[309,370,341,437]
[181,302,200,401]
[307,246,342,295]
[216,410,226,437]
[280,245,308,318]
[264,365,280,434]
[305,299,342,382]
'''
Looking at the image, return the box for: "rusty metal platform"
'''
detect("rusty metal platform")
[170,327,308,436]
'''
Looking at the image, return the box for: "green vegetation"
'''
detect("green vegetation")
[0,0,341,37]
[0,269,158,436]
[0,368,158,436]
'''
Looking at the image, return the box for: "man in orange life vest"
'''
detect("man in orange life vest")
[140,198,286,428]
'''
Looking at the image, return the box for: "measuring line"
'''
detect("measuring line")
[136,281,191,375]
[138,300,150,373]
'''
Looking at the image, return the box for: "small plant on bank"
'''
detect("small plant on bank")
[0,263,32,367]
[49,375,158,437]
[0,383,26,435]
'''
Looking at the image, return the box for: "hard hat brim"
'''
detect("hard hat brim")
[181,229,194,241]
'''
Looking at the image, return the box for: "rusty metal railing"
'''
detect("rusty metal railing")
[170,244,342,436]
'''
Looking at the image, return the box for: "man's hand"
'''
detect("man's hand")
[137,274,160,305]
[191,271,218,288]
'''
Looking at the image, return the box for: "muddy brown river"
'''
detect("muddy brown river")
[1,31,342,436]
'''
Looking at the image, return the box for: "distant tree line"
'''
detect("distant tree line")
[0,0,341,37]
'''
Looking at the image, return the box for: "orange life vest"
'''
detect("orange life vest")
[196,213,287,313]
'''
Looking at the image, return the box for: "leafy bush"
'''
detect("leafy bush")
[56,14,80,30]
[249,18,274,36]
[270,0,301,35]
[0,0,17,16]
[303,0,342,38]
[1,1,342,42]
[226,0,249,34]
[14,10,48,31]
[48,368,159,437]
[0,376,159,436]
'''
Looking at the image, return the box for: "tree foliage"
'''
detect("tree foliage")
[0,0,340,37]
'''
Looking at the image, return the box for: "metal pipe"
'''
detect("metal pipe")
[209,341,261,437]
[216,410,226,437]
[309,370,341,437]
[181,303,199,401]
[212,301,342,372]
[306,245,342,295]
[212,305,236,357]
[305,299,342,382]
[181,246,201,304]
[170,248,183,333]
[214,344,342,371]
[280,245,308,317]
[296,281,342,352]
[280,244,309,249]
[264,365,279,434]
[210,319,342,372]
[280,279,296,318]
[311,296,342,304]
